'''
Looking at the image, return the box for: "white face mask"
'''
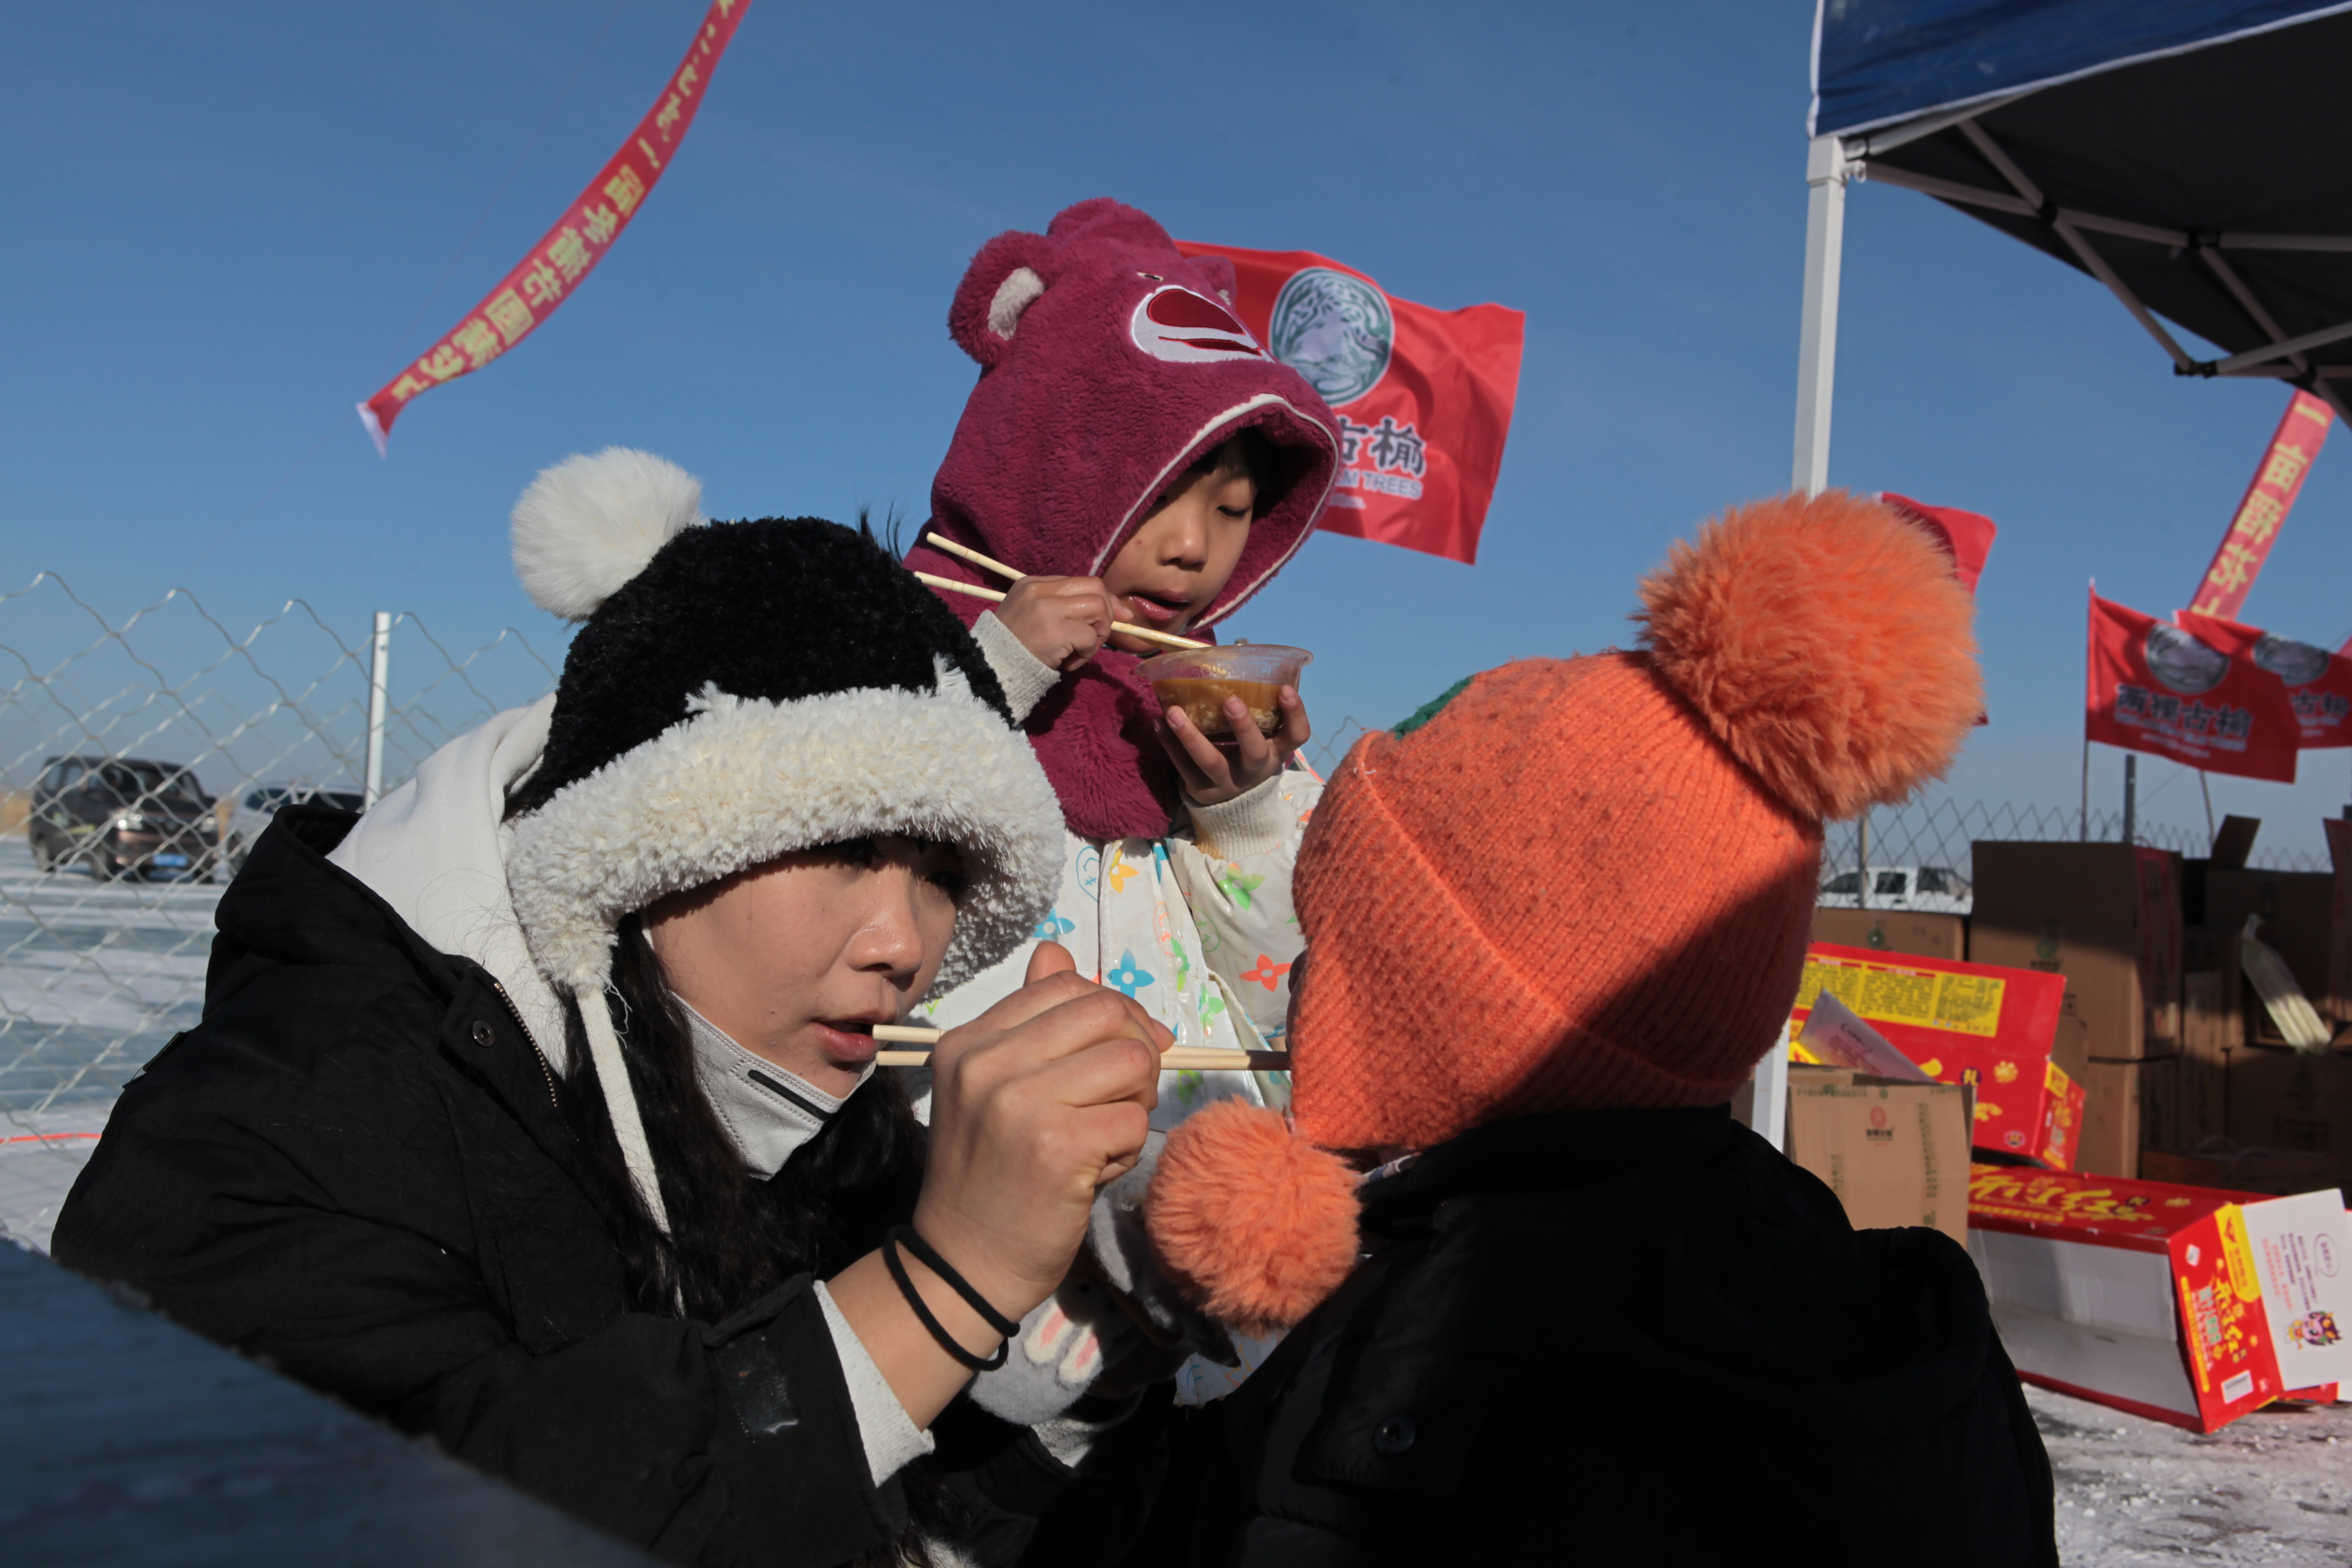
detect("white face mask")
[679,996,875,1179]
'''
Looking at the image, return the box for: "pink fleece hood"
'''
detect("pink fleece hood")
[907,199,1340,841]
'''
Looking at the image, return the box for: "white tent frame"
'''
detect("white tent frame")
[1774,67,2352,1149]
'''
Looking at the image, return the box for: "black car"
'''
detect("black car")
[28,756,218,880]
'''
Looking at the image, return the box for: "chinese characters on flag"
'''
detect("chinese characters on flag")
[357,0,751,453]
[1174,242,1524,565]
[2187,391,2332,619]
[2086,590,2298,782]
[2178,609,2352,750]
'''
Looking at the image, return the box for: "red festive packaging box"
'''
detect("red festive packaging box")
[1967,1166,2350,1431]
[1792,944,2083,1168]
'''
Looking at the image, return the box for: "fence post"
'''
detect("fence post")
[363,612,392,809]
[1857,808,1871,910]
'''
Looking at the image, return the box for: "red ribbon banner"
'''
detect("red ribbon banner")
[357,0,750,454]
[2187,390,2332,620]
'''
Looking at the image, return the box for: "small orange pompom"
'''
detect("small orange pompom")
[1142,1101,1361,1336]
[1635,490,1982,821]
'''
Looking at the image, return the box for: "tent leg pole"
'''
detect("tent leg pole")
[1792,134,1850,496]
[1767,135,1851,1156]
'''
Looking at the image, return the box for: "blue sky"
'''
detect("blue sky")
[4,1,2347,853]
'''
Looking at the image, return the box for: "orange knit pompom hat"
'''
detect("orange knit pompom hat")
[1143,490,1983,1333]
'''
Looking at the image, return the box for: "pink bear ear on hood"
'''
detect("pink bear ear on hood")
[949,229,1060,368]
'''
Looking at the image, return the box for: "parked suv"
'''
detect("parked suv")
[223,782,364,875]
[27,756,218,880]
[1816,864,1973,915]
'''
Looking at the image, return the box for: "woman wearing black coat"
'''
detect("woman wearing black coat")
[55,451,1175,1567]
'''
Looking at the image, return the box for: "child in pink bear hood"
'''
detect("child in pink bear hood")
[909,201,1338,1400]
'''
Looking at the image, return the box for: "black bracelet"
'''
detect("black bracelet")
[881,1225,1016,1372]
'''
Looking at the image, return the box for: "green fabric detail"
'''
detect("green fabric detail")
[1393,676,1474,739]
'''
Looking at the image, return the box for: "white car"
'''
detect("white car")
[1817,864,1973,915]
[223,783,364,876]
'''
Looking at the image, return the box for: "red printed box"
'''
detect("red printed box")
[1793,944,2083,1168]
[1968,1165,2349,1431]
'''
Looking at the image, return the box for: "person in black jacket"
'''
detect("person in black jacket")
[55,449,1182,1567]
[1132,491,2060,1565]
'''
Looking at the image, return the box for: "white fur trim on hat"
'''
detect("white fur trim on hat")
[506,658,1062,998]
[512,448,705,622]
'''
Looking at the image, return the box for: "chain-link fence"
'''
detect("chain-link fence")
[0,574,559,1175]
[1819,794,2329,911]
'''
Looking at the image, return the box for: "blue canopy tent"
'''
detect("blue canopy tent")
[1796,1,2352,494]
[1764,3,2352,1147]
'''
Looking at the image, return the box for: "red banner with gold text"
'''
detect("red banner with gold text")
[2187,390,2331,619]
[2086,590,2298,782]
[358,0,750,453]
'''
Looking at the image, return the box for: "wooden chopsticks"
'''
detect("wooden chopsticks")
[869,1022,1285,1072]
[916,532,1210,651]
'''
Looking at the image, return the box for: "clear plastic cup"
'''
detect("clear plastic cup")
[1137,644,1313,737]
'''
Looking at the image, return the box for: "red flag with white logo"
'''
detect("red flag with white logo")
[2178,609,2352,750]
[2085,590,2298,782]
[1175,242,1523,565]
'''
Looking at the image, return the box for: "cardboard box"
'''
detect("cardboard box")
[2226,1044,2352,1195]
[1809,907,1966,962]
[1968,1166,2351,1431]
[2142,1148,2342,1197]
[2179,966,2239,1149]
[2141,1056,2181,1164]
[2206,867,2345,1024]
[1785,1073,1973,1245]
[1970,842,2184,1057]
[2079,1058,2163,1179]
[1791,944,2081,1168]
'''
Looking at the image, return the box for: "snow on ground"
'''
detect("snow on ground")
[2030,1383,2352,1563]
[0,836,218,1117]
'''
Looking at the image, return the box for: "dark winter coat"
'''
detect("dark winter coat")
[1154,1104,2058,1568]
[52,807,1165,1567]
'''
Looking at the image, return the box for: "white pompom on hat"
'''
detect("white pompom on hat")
[511,448,704,622]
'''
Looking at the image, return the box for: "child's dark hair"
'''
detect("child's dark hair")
[1182,426,1287,516]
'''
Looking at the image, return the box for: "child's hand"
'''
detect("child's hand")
[995,575,1126,673]
[1159,686,1310,806]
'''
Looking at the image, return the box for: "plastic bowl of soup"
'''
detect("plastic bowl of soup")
[1137,644,1314,738]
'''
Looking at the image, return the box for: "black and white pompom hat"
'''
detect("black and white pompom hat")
[503,448,1063,1233]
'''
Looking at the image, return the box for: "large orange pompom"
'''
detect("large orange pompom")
[1142,1101,1361,1336]
[1635,490,1981,820]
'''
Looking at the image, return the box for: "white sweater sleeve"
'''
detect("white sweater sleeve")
[971,610,1063,724]
[813,1279,937,1486]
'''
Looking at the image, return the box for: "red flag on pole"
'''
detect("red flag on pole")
[357,0,751,454]
[1882,493,1996,724]
[2178,608,2352,749]
[2086,590,2298,782]
[1879,493,1995,595]
[1173,242,1523,565]
[2187,390,2332,619]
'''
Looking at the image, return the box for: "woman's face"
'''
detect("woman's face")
[644,834,964,1097]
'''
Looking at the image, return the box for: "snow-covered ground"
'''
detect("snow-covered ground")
[0,836,219,1119]
[2032,1383,2352,1565]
